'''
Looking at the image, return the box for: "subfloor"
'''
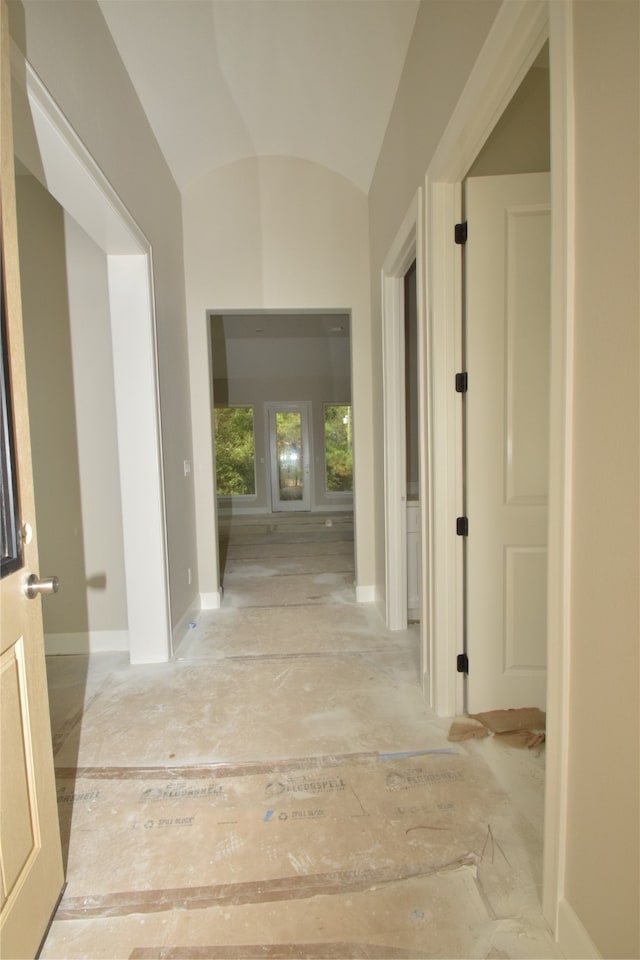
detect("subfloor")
[42,513,561,960]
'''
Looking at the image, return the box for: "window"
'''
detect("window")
[214,405,256,496]
[324,403,353,493]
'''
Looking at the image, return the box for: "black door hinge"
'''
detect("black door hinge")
[456,516,469,537]
[454,221,468,245]
[457,653,469,674]
[455,372,468,393]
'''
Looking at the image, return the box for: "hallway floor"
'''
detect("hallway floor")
[41,514,560,959]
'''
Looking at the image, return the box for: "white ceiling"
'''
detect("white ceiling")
[97,0,420,194]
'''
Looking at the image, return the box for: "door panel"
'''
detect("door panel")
[267,403,311,512]
[1,3,64,954]
[465,173,550,712]
[505,204,551,504]
[1,640,38,896]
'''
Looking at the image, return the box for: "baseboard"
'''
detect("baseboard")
[355,584,376,603]
[44,630,129,655]
[557,898,602,959]
[200,591,223,610]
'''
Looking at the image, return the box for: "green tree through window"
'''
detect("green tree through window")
[214,406,256,496]
[324,404,353,492]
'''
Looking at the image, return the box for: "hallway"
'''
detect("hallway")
[41,515,559,959]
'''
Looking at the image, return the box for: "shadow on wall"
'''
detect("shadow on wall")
[15,170,127,866]
[16,173,89,868]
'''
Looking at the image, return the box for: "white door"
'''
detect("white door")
[267,403,311,512]
[465,172,550,712]
[1,4,65,954]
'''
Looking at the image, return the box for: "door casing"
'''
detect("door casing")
[381,188,431,695]
[423,0,575,939]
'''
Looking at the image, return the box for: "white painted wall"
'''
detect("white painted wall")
[214,335,351,382]
[183,156,371,602]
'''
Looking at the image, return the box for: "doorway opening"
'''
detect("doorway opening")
[461,170,550,714]
[381,188,429,695]
[425,1,574,934]
[404,261,422,625]
[209,310,354,607]
[458,42,551,714]
[11,46,171,665]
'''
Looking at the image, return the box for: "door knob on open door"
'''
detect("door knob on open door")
[24,574,60,599]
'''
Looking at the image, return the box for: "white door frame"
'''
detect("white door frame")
[11,45,172,663]
[266,400,312,512]
[423,0,574,940]
[381,188,432,694]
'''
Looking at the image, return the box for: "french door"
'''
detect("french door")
[267,402,311,512]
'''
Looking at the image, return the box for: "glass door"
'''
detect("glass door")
[267,402,311,511]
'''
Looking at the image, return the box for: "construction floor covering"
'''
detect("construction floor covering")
[41,513,560,959]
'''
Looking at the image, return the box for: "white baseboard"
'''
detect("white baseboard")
[356,584,376,603]
[200,591,223,610]
[557,898,602,959]
[45,630,129,655]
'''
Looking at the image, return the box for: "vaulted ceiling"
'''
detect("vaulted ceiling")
[97,0,420,194]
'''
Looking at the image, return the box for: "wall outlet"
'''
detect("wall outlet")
[188,567,192,585]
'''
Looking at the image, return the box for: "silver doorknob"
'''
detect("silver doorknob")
[24,574,60,599]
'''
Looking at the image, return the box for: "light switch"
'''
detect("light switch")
[183,459,191,477]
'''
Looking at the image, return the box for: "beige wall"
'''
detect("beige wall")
[565,2,639,956]
[467,55,550,177]
[16,177,86,638]
[368,0,501,597]
[16,176,128,648]
[9,0,197,630]
[16,176,127,649]
[183,156,371,597]
[63,212,128,640]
